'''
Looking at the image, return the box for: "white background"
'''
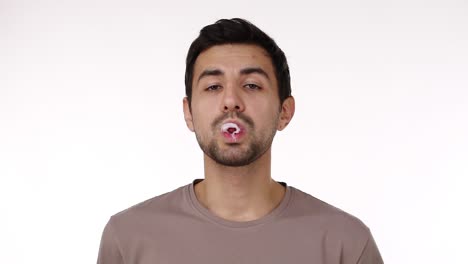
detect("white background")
[1,0,467,263]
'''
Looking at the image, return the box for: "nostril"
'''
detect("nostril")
[224,105,241,111]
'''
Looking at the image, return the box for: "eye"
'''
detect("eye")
[244,83,261,90]
[206,84,222,91]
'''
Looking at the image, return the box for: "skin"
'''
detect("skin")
[183,44,295,222]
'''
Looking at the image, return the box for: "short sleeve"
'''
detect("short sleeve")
[97,217,125,264]
[357,231,384,264]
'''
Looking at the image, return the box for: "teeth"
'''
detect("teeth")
[221,122,240,134]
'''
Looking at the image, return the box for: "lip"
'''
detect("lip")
[220,119,246,142]
[221,119,246,131]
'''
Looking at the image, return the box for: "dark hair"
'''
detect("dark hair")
[185,18,291,106]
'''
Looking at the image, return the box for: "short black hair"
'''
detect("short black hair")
[185,18,291,106]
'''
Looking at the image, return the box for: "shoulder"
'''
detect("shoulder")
[108,184,187,230]
[288,186,372,242]
[287,186,381,262]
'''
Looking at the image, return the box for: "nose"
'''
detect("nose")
[221,86,245,113]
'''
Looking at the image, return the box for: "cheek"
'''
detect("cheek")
[192,94,219,114]
[249,105,280,129]
[249,95,280,114]
[191,106,214,132]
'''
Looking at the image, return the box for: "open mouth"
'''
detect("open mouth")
[221,122,240,135]
[221,122,244,142]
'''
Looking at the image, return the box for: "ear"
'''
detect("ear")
[277,96,295,131]
[183,97,195,132]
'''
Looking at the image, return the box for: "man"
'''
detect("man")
[97,18,384,264]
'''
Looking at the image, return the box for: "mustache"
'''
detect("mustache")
[211,112,255,130]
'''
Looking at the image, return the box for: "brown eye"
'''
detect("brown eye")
[244,83,261,90]
[206,85,222,91]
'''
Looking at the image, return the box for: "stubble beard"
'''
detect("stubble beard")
[195,113,278,167]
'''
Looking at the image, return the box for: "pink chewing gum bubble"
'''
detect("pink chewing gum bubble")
[221,122,240,135]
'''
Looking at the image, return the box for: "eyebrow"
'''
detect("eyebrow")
[197,69,224,83]
[240,67,270,80]
[197,67,270,84]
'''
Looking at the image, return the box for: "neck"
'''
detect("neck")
[194,148,286,222]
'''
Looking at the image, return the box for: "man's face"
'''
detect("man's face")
[183,44,293,167]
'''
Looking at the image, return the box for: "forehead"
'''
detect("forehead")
[193,44,275,77]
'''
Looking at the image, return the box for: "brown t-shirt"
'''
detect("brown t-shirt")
[97,179,383,264]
